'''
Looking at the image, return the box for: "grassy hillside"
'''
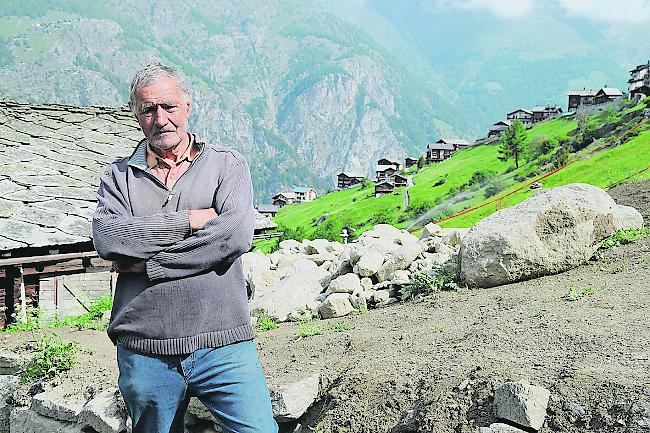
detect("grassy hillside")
[259,98,650,250]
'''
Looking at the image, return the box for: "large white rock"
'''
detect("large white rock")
[419,222,443,239]
[318,293,355,319]
[270,374,320,422]
[612,204,644,230]
[249,260,330,322]
[441,228,470,247]
[375,242,424,282]
[242,252,278,299]
[327,273,362,294]
[77,388,128,433]
[304,239,331,255]
[494,381,550,431]
[1,375,20,432]
[460,183,643,288]
[479,423,527,432]
[32,389,83,422]
[9,408,79,433]
[353,249,385,277]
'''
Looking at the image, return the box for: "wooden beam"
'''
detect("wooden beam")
[0,251,99,268]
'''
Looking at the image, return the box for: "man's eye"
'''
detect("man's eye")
[163,105,177,112]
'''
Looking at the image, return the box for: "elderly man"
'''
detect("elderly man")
[92,62,277,433]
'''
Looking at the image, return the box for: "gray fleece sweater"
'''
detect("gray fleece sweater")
[92,138,255,355]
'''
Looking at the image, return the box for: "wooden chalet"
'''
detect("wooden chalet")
[255,204,280,218]
[0,100,143,327]
[337,172,365,190]
[567,88,598,111]
[376,158,401,171]
[425,138,470,164]
[271,191,296,207]
[629,61,650,98]
[594,87,623,105]
[404,157,418,168]
[531,105,563,123]
[374,181,395,196]
[376,165,398,182]
[487,120,511,138]
[506,108,533,127]
[393,174,408,187]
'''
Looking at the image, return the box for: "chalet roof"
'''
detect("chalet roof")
[254,209,278,231]
[596,87,623,97]
[567,89,598,96]
[405,156,418,161]
[377,157,400,165]
[292,186,315,194]
[630,61,650,73]
[256,204,280,213]
[489,120,511,131]
[0,99,142,253]
[376,164,398,172]
[427,142,455,151]
[393,174,408,181]
[272,191,296,200]
[375,181,395,188]
[337,171,365,179]
[506,108,533,116]
[436,137,471,146]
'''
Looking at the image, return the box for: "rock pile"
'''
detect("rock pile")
[248,223,464,322]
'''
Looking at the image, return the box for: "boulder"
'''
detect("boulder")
[441,228,470,247]
[1,375,20,432]
[9,408,78,433]
[460,183,642,288]
[250,260,330,322]
[77,388,128,433]
[241,252,277,299]
[319,293,354,319]
[493,381,550,431]
[304,239,330,255]
[187,397,213,423]
[32,389,83,422]
[0,351,23,375]
[612,204,644,230]
[419,222,443,239]
[389,270,411,285]
[328,273,362,294]
[371,290,391,305]
[479,423,527,433]
[270,374,320,422]
[360,277,373,291]
[375,242,424,282]
[278,239,302,252]
[353,249,385,277]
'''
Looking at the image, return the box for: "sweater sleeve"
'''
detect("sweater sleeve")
[92,163,191,262]
[145,158,255,281]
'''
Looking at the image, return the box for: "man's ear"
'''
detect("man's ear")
[186,97,192,117]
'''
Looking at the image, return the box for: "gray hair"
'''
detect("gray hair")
[128,62,191,115]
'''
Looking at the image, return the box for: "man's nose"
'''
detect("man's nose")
[153,106,167,126]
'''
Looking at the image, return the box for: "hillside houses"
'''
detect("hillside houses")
[337,172,366,190]
[629,61,650,98]
[426,138,470,163]
[567,86,623,111]
[506,109,533,127]
[271,186,317,207]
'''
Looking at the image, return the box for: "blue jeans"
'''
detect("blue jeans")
[117,340,278,433]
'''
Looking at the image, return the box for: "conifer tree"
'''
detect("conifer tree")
[498,119,527,169]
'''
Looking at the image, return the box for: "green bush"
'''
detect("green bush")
[601,228,649,249]
[400,267,454,300]
[22,334,79,383]
[484,178,506,198]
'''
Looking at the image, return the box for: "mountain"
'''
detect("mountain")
[351,0,646,130]
[0,0,470,202]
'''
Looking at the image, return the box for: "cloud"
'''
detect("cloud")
[434,0,534,18]
[558,0,650,22]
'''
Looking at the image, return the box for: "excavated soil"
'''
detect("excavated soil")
[2,181,649,432]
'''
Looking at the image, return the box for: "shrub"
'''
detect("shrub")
[601,228,649,249]
[400,267,455,300]
[21,334,79,383]
[484,178,506,198]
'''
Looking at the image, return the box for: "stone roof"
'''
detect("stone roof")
[337,172,365,178]
[292,186,315,194]
[568,89,598,96]
[427,142,455,151]
[506,108,533,116]
[0,100,142,253]
[597,87,623,97]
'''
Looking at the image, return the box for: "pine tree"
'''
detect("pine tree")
[498,119,527,169]
[417,155,425,169]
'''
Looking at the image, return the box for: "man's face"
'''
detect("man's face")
[134,76,191,151]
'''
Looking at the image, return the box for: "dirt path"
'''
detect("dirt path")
[2,181,649,432]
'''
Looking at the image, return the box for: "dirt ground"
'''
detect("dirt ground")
[2,181,649,432]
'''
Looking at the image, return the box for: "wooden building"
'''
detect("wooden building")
[629,61,650,98]
[376,158,401,171]
[488,120,512,138]
[531,105,563,123]
[404,157,418,168]
[594,87,623,105]
[337,172,365,190]
[374,181,395,196]
[376,165,398,182]
[567,88,598,111]
[393,174,408,187]
[256,204,280,218]
[0,100,143,327]
[506,109,533,127]
[271,192,297,207]
[425,138,470,164]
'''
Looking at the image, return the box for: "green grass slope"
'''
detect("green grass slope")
[261,98,650,249]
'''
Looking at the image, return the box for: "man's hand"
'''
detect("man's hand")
[189,208,218,231]
[112,261,146,273]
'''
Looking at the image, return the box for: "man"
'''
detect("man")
[92,62,278,433]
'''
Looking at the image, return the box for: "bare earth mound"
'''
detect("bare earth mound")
[2,181,649,432]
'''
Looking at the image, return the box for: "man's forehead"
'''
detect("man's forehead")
[136,77,187,101]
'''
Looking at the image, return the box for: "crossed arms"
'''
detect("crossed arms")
[92,158,255,282]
